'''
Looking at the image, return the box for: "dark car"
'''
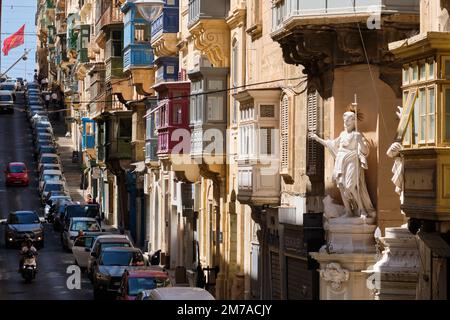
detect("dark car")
[92,247,146,299]
[2,211,44,248]
[62,204,100,227]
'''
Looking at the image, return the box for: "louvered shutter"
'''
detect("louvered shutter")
[280,95,289,172]
[307,90,319,176]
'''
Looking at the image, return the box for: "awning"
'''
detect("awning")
[131,162,147,174]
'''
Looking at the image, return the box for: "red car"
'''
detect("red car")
[5,162,29,186]
[117,268,171,300]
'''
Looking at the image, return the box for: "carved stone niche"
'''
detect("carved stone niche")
[275,23,419,99]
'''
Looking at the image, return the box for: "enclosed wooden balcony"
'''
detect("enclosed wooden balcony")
[151,2,179,57]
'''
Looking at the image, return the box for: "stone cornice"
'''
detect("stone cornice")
[226,7,246,29]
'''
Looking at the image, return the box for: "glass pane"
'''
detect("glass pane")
[446,89,450,114]
[428,88,435,142]
[446,115,450,140]
[429,61,435,79]
[412,65,418,81]
[420,64,426,80]
[413,97,419,144]
[403,68,409,85]
[446,60,450,79]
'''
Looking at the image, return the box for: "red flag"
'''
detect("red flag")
[2,24,25,56]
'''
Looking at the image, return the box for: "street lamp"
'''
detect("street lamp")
[133,0,164,22]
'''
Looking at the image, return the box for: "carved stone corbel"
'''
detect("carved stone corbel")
[320,262,350,290]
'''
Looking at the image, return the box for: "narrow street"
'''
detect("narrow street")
[0,93,92,300]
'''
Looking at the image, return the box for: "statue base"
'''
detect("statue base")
[310,252,376,300]
[363,226,419,300]
[323,216,377,254]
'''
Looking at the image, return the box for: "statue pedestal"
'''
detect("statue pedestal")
[310,252,376,300]
[324,216,377,254]
[310,216,377,300]
[363,226,419,300]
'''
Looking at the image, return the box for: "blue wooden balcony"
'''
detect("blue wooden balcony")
[151,6,179,40]
[123,44,154,71]
[155,56,179,84]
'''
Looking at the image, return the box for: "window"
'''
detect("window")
[445,88,450,141]
[119,118,132,138]
[207,95,223,121]
[307,89,320,175]
[232,40,238,125]
[412,65,418,82]
[419,63,426,81]
[427,87,435,143]
[445,59,450,79]
[173,103,183,125]
[280,95,289,172]
[412,94,420,144]
[402,67,409,85]
[418,89,426,143]
[134,23,150,43]
[260,127,275,155]
[397,89,417,142]
[428,60,435,79]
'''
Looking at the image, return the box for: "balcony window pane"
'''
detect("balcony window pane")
[207,96,223,121]
[419,63,426,81]
[446,60,450,79]
[412,96,419,144]
[119,119,132,138]
[429,61,435,79]
[446,89,450,140]
[134,23,150,43]
[173,103,183,125]
[402,68,409,85]
[260,127,274,156]
[419,89,426,142]
[412,65,418,82]
[428,88,435,142]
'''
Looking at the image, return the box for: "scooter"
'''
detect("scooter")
[21,250,37,283]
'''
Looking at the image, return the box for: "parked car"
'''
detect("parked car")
[0,90,15,113]
[46,196,72,223]
[39,169,64,193]
[72,232,109,269]
[2,211,44,248]
[0,82,16,101]
[62,204,100,227]
[92,247,146,299]
[87,235,134,279]
[34,133,54,145]
[117,268,171,300]
[52,198,73,230]
[39,163,63,175]
[37,145,58,159]
[4,162,29,186]
[61,217,101,250]
[136,287,215,300]
[41,181,67,204]
[38,153,60,172]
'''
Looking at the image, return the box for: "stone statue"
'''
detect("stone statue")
[311,111,376,219]
[386,106,404,199]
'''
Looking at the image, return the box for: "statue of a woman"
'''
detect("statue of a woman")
[311,111,376,218]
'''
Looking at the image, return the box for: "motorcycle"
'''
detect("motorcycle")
[21,250,37,283]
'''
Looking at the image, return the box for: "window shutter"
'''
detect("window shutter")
[280,96,289,172]
[307,90,319,176]
[260,105,275,118]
